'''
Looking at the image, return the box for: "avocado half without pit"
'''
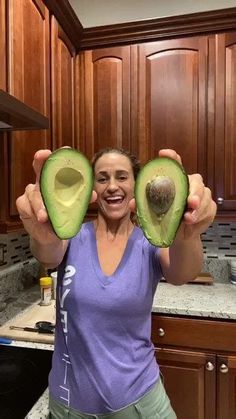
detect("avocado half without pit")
[135,157,189,247]
[40,148,93,239]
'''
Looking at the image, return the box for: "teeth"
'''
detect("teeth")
[106,196,123,203]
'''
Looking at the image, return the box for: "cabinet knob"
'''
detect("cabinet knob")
[217,197,224,205]
[220,364,228,374]
[158,328,165,337]
[206,361,214,371]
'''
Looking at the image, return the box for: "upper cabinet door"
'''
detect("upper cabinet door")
[136,37,208,178]
[8,0,50,116]
[51,16,76,149]
[80,46,131,160]
[7,0,50,217]
[213,33,236,213]
[0,0,6,90]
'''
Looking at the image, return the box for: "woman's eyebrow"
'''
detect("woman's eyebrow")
[97,171,108,176]
[116,170,129,175]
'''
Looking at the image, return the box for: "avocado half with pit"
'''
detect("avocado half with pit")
[40,148,93,239]
[135,157,189,247]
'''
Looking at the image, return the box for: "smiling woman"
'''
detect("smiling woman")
[92,150,136,223]
[15,146,216,418]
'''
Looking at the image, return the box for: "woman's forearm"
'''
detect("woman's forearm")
[30,237,68,269]
[160,236,203,285]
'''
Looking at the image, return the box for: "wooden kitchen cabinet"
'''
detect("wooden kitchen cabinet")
[6,0,50,221]
[0,0,51,229]
[0,0,6,90]
[208,32,236,216]
[152,314,236,419]
[134,36,208,178]
[79,46,132,160]
[217,355,236,419]
[156,348,216,419]
[8,0,50,115]
[51,16,76,149]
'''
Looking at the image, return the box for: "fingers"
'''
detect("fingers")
[129,198,136,213]
[16,184,48,224]
[158,149,182,165]
[90,190,97,204]
[184,173,216,226]
[33,149,52,185]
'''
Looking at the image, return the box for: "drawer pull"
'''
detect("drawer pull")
[220,364,228,374]
[217,197,224,205]
[206,362,214,371]
[158,328,165,337]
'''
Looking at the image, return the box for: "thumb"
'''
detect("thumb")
[129,198,136,213]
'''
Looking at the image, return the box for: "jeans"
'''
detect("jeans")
[49,378,177,419]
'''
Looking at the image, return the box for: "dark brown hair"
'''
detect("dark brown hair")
[91,147,141,179]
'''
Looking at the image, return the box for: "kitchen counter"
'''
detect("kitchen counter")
[1,280,235,418]
[153,281,236,319]
[1,281,236,352]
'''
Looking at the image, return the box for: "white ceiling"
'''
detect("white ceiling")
[69,0,236,28]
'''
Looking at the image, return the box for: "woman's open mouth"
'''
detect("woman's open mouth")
[105,195,124,205]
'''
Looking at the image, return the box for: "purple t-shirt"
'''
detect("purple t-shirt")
[49,222,163,414]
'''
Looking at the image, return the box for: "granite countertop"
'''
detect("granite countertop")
[153,282,236,319]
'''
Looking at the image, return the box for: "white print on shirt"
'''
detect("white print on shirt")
[59,264,76,406]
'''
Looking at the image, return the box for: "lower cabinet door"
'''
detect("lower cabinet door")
[217,355,236,419]
[155,348,216,419]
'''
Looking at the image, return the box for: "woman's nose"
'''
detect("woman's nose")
[107,178,118,191]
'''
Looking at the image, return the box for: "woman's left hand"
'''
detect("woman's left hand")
[130,149,217,241]
[158,149,217,241]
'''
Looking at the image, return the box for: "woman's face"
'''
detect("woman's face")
[94,152,135,221]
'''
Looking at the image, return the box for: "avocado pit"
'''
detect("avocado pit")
[146,176,175,216]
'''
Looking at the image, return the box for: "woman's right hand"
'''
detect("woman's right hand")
[16,149,60,245]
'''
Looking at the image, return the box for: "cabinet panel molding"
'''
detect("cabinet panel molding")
[136,36,208,179]
[8,0,50,116]
[81,47,131,160]
[0,0,6,90]
[51,16,76,149]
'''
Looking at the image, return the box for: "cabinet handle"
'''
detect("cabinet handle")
[206,361,214,371]
[217,197,224,205]
[220,364,228,374]
[158,328,165,337]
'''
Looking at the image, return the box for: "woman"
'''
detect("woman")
[16,148,216,418]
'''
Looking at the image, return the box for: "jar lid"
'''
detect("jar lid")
[40,276,52,286]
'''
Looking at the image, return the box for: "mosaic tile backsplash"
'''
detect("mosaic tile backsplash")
[0,222,236,286]
[202,222,236,260]
[0,231,31,269]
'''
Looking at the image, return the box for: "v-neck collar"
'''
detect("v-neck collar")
[88,221,139,285]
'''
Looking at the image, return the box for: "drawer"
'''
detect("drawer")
[151,315,236,352]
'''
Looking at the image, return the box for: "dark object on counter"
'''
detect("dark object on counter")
[10,321,55,334]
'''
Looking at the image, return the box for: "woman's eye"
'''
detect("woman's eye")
[97,178,107,183]
[118,176,128,181]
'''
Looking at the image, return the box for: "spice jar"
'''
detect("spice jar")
[39,276,52,306]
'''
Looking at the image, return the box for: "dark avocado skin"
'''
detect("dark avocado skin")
[40,147,93,239]
[135,157,189,247]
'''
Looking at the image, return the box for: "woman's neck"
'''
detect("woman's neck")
[94,213,134,241]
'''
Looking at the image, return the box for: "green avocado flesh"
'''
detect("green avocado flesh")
[135,157,189,247]
[40,148,93,239]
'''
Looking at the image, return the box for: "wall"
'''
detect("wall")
[69,0,236,27]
